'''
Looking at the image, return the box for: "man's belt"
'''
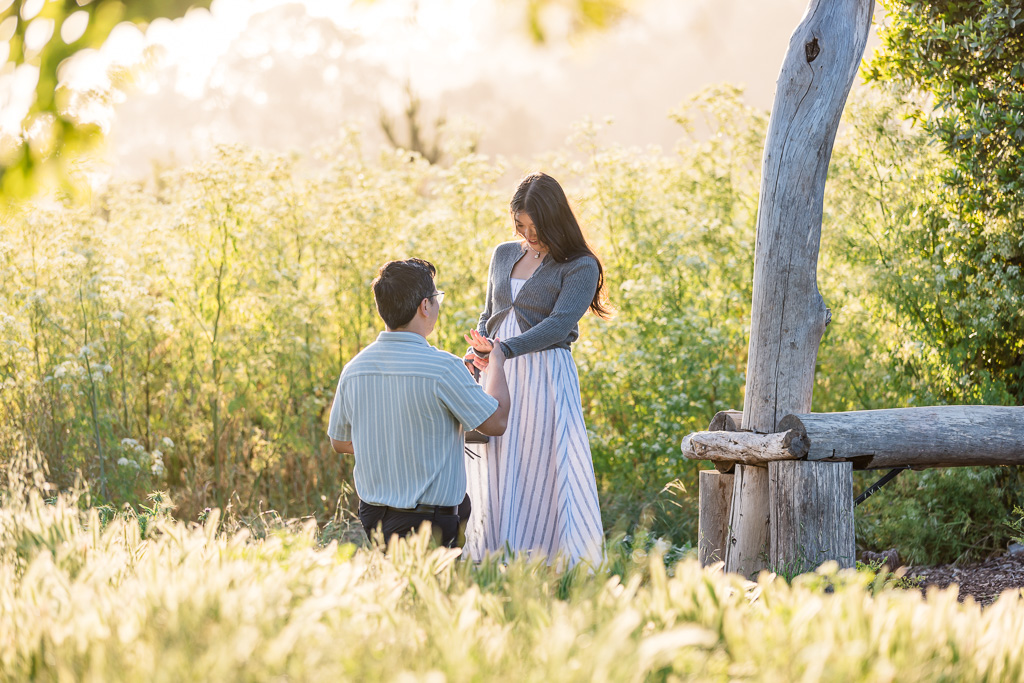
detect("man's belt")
[379,503,458,516]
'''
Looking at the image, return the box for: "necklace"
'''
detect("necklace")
[526,244,542,259]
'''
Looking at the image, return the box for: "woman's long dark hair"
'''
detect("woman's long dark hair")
[510,172,611,319]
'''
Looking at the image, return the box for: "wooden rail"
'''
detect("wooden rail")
[684,406,1024,470]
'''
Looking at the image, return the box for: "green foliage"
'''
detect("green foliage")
[855,467,1024,565]
[863,1,1024,403]
[571,85,762,540]
[1006,506,1024,546]
[867,0,1024,218]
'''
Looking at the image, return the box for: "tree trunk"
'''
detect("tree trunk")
[728,0,875,576]
[743,0,875,431]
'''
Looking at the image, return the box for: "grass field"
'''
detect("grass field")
[3,467,1024,683]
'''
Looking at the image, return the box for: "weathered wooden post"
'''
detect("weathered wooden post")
[723,0,875,576]
[697,470,733,566]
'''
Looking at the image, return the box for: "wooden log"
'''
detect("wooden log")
[769,461,855,574]
[698,470,734,567]
[709,410,744,432]
[681,429,808,464]
[730,0,874,577]
[724,464,770,578]
[778,406,1024,469]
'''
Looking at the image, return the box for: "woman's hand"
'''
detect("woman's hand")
[464,329,494,356]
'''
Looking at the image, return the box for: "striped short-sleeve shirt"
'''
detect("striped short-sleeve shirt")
[327,331,499,508]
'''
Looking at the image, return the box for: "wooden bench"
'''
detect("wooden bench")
[683,406,1024,572]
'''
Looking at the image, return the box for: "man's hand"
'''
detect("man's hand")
[473,336,510,437]
[462,353,483,380]
[463,350,487,373]
[330,438,354,454]
[487,336,505,368]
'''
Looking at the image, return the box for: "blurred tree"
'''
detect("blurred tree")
[864,0,1024,403]
[1,0,631,201]
[0,0,212,203]
[379,81,446,165]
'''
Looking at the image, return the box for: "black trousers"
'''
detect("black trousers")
[358,494,472,548]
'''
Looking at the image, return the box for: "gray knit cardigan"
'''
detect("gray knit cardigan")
[477,240,600,359]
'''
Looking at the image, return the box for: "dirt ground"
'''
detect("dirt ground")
[904,550,1024,607]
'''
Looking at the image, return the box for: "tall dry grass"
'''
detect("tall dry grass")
[2,458,1023,682]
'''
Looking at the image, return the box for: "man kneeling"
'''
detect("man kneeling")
[327,258,510,547]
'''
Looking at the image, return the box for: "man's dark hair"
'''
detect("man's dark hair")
[372,258,438,329]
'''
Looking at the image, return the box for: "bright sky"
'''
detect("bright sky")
[48,0,824,176]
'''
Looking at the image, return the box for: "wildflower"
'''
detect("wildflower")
[117,457,130,467]
[54,366,66,378]
[121,438,145,453]
[161,437,174,449]
[151,461,165,476]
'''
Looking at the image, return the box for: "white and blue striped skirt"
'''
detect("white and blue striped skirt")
[465,290,604,567]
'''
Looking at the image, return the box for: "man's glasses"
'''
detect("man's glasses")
[428,291,445,306]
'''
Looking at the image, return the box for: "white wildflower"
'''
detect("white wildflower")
[54,366,66,378]
[161,437,174,449]
[151,461,165,476]
[117,457,130,467]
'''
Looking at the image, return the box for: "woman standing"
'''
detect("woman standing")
[464,172,609,567]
